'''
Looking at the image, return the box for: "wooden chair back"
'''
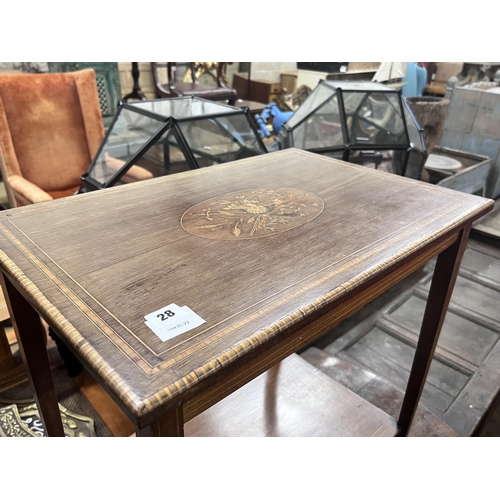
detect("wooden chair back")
[151,62,237,104]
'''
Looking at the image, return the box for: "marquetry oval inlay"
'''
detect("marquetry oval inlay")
[181,187,324,240]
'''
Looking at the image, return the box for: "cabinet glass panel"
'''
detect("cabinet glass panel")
[80,96,267,193]
[277,81,426,179]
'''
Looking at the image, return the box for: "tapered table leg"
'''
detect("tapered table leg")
[398,227,470,436]
[0,321,14,372]
[0,288,14,373]
[0,271,65,437]
[136,406,184,437]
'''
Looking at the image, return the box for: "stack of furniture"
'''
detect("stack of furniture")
[438,83,500,199]
[424,63,464,96]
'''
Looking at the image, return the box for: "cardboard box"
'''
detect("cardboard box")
[281,71,298,94]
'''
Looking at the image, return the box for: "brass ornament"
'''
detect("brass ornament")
[0,397,97,437]
[0,405,39,437]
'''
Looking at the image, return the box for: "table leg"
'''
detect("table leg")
[135,406,184,437]
[0,320,14,373]
[0,271,65,437]
[397,227,470,436]
[0,287,14,373]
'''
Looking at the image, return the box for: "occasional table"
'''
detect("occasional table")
[0,149,492,437]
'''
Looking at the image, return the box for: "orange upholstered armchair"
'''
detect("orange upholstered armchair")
[0,69,153,208]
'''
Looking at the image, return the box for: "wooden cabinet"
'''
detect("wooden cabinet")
[48,62,122,129]
[248,78,281,104]
[233,72,281,103]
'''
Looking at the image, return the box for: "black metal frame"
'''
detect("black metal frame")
[79,96,268,193]
[277,81,426,178]
[80,103,171,192]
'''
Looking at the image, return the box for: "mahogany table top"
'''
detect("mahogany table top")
[0,149,493,426]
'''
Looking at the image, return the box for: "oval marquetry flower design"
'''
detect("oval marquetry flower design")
[181,188,324,240]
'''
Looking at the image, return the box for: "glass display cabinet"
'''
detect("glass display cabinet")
[79,96,267,193]
[276,81,427,179]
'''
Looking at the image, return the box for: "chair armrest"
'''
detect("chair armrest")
[122,165,154,183]
[7,175,54,204]
[104,155,154,183]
